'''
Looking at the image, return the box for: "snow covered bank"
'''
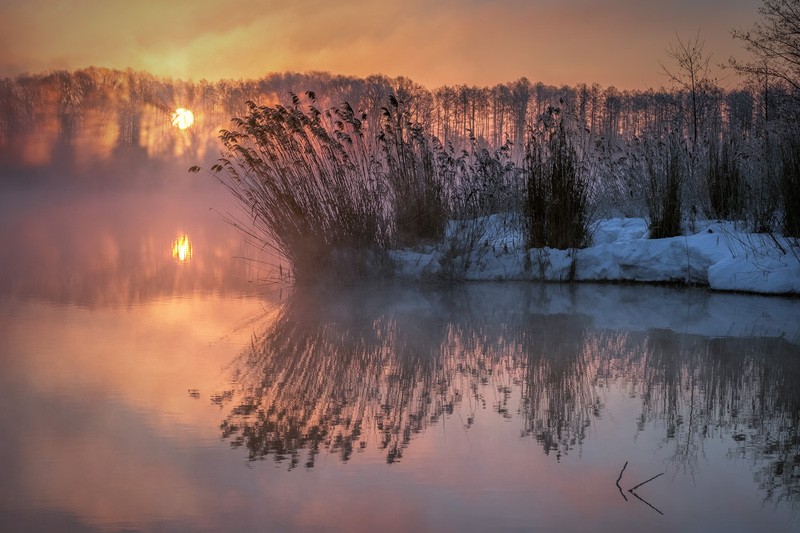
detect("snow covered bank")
[390,217,800,295]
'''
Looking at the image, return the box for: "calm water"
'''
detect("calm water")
[1,186,800,532]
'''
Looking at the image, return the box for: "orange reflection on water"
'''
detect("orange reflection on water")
[172,232,193,264]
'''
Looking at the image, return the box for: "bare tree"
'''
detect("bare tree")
[731,0,800,97]
[660,31,714,147]
[729,1,800,238]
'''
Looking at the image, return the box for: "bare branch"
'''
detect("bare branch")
[616,461,629,501]
[731,0,800,94]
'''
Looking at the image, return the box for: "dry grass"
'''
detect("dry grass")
[379,97,447,246]
[781,133,800,238]
[707,140,742,220]
[524,109,589,250]
[214,94,392,284]
[646,135,684,239]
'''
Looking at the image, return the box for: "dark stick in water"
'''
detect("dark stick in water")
[630,489,664,515]
[616,461,629,501]
[629,471,664,492]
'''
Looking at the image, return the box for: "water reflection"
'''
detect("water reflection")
[218,284,800,506]
[0,293,276,533]
[633,332,800,507]
[0,187,271,306]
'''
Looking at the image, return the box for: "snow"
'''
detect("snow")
[390,217,800,295]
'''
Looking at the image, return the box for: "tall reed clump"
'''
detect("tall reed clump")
[781,134,800,238]
[379,96,447,246]
[524,108,589,250]
[213,94,392,284]
[707,139,742,220]
[460,142,520,217]
[645,135,684,239]
[737,132,779,234]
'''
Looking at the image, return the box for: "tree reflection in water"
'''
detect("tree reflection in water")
[215,284,800,505]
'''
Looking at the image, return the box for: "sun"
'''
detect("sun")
[171,108,194,130]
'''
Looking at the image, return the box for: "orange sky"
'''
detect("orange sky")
[0,0,763,90]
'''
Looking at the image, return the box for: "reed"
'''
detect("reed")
[524,108,590,250]
[378,96,447,246]
[707,139,742,220]
[781,133,800,238]
[646,135,684,239]
[215,94,392,284]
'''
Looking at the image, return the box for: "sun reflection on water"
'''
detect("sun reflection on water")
[172,233,193,264]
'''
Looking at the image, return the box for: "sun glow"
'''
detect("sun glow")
[172,233,193,263]
[171,108,194,130]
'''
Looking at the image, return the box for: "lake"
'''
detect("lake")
[1,184,799,532]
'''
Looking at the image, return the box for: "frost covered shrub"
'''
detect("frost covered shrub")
[423,142,522,280]
[740,133,780,234]
[460,142,520,217]
[214,93,392,284]
[524,109,589,250]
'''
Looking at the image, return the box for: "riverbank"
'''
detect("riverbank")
[390,217,800,295]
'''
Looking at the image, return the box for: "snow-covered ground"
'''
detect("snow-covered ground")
[390,217,800,295]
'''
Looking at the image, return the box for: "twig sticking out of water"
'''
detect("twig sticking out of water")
[629,471,664,492]
[630,489,664,515]
[616,465,665,514]
[628,471,665,515]
[616,461,629,501]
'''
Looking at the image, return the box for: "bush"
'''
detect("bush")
[707,140,742,220]
[645,135,684,239]
[781,134,800,238]
[460,142,520,217]
[524,109,589,250]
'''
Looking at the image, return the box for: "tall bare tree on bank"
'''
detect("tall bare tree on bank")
[730,0,800,237]
[658,31,714,220]
[660,31,714,148]
[731,0,800,104]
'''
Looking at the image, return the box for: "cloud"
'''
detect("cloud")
[0,0,763,88]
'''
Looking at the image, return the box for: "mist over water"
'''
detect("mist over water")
[0,181,270,306]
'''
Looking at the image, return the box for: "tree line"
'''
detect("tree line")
[0,66,785,166]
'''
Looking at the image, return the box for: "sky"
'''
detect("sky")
[0,0,764,90]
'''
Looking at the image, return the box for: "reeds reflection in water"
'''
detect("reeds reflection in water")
[215,284,800,507]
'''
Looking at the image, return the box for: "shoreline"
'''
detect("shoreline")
[281,281,800,345]
[389,217,800,296]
